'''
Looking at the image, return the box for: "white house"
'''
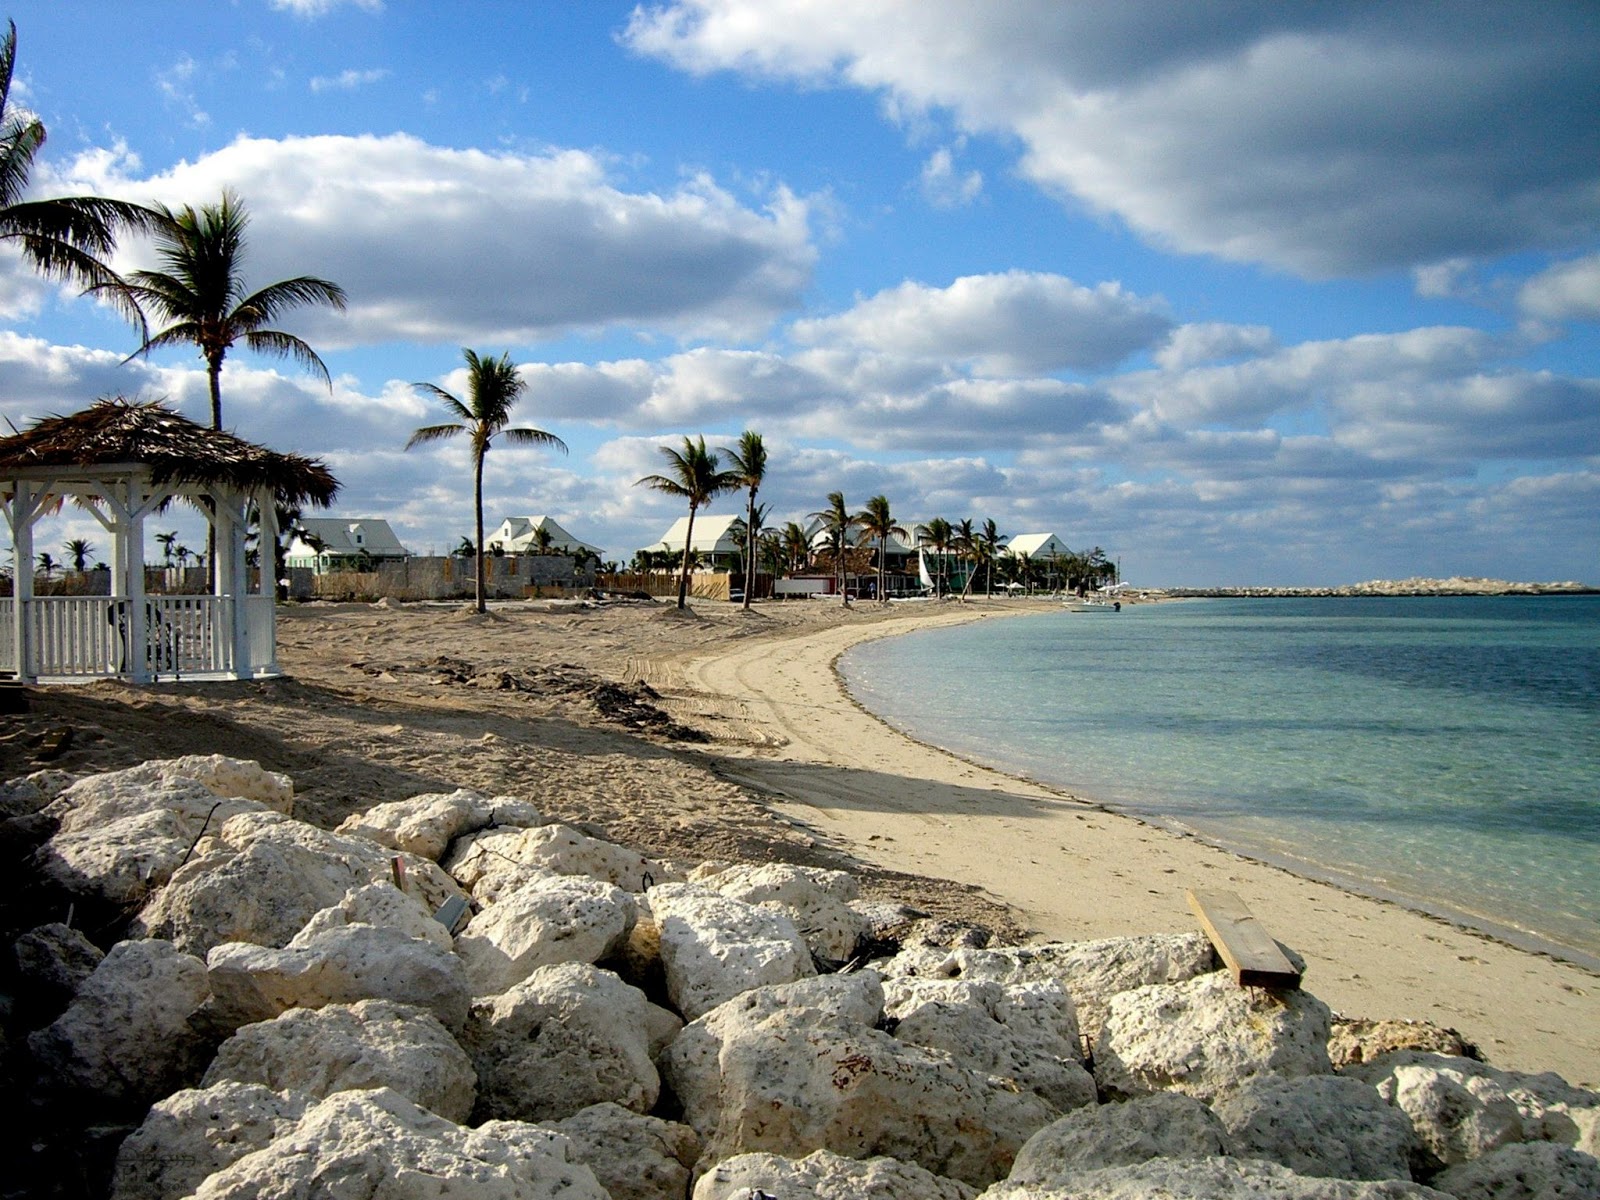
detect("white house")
[286,518,411,573]
[644,512,746,567]
[1003,532,1074,560]
[484,515,604,558]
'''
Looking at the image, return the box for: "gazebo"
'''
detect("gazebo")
[0,398,338,683]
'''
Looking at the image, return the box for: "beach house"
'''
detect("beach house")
[484,515,604,559]
[644,512,746,571]
[286,518,411,574]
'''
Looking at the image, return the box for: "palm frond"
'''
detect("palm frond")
[237,275,348,322]
[501,427,568,453]
[411,383,475,425]
[405,423,465,449]
[244,329,332,386]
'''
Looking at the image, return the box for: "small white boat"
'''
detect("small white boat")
[1063,597,1121,612]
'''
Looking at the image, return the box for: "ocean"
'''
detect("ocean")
[840,596,1600,966]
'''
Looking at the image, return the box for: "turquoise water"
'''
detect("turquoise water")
[842,597,1600,965]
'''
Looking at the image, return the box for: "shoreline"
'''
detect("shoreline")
[831,616,1600,976]
[676,599,1600,1087]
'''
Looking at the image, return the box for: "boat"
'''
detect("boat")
[1063,596,1121,612]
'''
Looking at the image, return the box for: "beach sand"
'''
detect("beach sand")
[5,596,1594,1087]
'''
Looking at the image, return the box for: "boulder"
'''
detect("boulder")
[660,971,1058,1188]
[1093,971,1333,1102]
[206,920,471,1034]
[1346,1052,1600,1169]
[27,938,211,1113]
[883,976,1096,1112]
[693,1148,977,1199]
[985,1157,1452,1199]
[335,788,503,861]
[445,822,661,896]
[135,810,465,957]
[179,1088,609,1199]
[202,999,475,1122]
[550,1103,700,1200]
[12,921,103,1022]
[453,874,635,996]
[1328,1016,1479,1070]
[651,882,816,1020]
[694,862,866,963]
[1008,1093,1233,1183]
[292,881,454,950]
[874,931,1216,1042]
[463,963,678,1122]
[110,1083,307,1200]
[1212,1074,1416,1181]
[44,757,293,829]
[1431,1141,1600,1200]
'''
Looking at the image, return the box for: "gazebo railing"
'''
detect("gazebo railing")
[1,594,275,681]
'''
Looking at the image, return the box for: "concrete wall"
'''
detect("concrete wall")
[287,554,596,602]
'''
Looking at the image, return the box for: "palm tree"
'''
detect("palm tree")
[721,430,767,611]
[0,22,155,323]
[407,349,568,614]
[118,190,347,431]
[978,518,1004,598]
[453,536,477,558]
[810,491,853,605]
[918,517,953,597]
[778,521,810,575]
[634,435,739,610]
[531,525,556,554]
[855,495,906,604]
[35,550,55,578]
[154,529,178,565]
[63,537,94,573]
[952,518,978,601]
[727,501,770,580]
[173,545,191,569]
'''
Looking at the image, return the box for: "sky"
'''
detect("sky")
[2,0,1597,587]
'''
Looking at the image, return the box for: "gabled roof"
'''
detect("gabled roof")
[0,397,338,506]
[291,517,410,557]
[485,515,604,556]
[649,512,743,554]
[1004,532,1073,559]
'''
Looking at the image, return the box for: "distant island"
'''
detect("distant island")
[1164,576,1597,598]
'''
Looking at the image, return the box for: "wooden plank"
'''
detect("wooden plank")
[1186,888,1303,989]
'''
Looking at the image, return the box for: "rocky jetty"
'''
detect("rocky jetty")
[3,756,1596,1199]
[1167,576,1594,598]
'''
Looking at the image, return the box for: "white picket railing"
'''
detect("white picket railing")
[0,595,276,680]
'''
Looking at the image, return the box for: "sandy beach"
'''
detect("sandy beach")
[5,595,1595,1088]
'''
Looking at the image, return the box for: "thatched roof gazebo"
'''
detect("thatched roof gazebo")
[0,398,338,682]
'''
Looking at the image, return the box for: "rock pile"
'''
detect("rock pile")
[4,756,1596,1199]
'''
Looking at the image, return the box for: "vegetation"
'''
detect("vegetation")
[918,517,953,596]
[0,22,155,323]
[855,494,905,604]
[407,349,568,614]
[634,435,739,610]
[117,190,347,431]
[721,430,767,611]
[809,491,853,605]
[63,537,93,572]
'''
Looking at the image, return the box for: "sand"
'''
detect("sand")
[5,595,1595,1087]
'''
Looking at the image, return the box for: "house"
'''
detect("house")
[484,515,604,559]
[644,512,746,569]
[1003,532,1073,561]
[286,518,411,573]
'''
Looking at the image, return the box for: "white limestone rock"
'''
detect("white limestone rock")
[183,1087,609,1199]
[660,971,1059,1188]
[12,921,104,1018]
[293,881,454,950]
[694,862,866,963]
[874,931,1216,1043]
[110,1082,307,1200]
[884,975,1096,1112]
[453,873,636,996]
[1008,1093,1233,1184]
[985,1157,1452,1199]
[202,998,475,1122]
[550,1103,701,1200]
[1093,971,1333,1103]
[205,920,471,1033]
[694,1148,977,1199]
[445,821,662,896]
[463,962,678,1122]
[335,788,501,861]
[1213,1074,1416,1181]
[44,756,292,829]
[651,881,816,1020]
[135,809,465,957]
[1430,1141,1600,1200]
[1346,1051,1600,1169]
[27,938,211,1111]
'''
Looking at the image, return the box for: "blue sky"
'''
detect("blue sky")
[3,0,1597,585]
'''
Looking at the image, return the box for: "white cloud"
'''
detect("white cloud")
[271,0,383,17]
[1519,254,1600,322]
[793,270,1169,374]
[154,56,209,129]
[66,133,815,347]
[919,145,981,208]
[309,68,391,93]
[626,2,1600,276]
[1155,322,1275,371]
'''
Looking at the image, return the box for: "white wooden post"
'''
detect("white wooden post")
[9,483,34,680]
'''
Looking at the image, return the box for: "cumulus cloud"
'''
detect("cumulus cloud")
[60,133,815,348]
[1519,254,1600,321]
[792,271,1169,374]
[919,145,982,208]
[1155,323,1275,371]
[626,1,1600,275]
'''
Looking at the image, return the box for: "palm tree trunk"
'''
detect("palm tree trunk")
[743,487,755,611]
[677,503,697,609]
[473,451,487,614]
[878,536,886,604]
